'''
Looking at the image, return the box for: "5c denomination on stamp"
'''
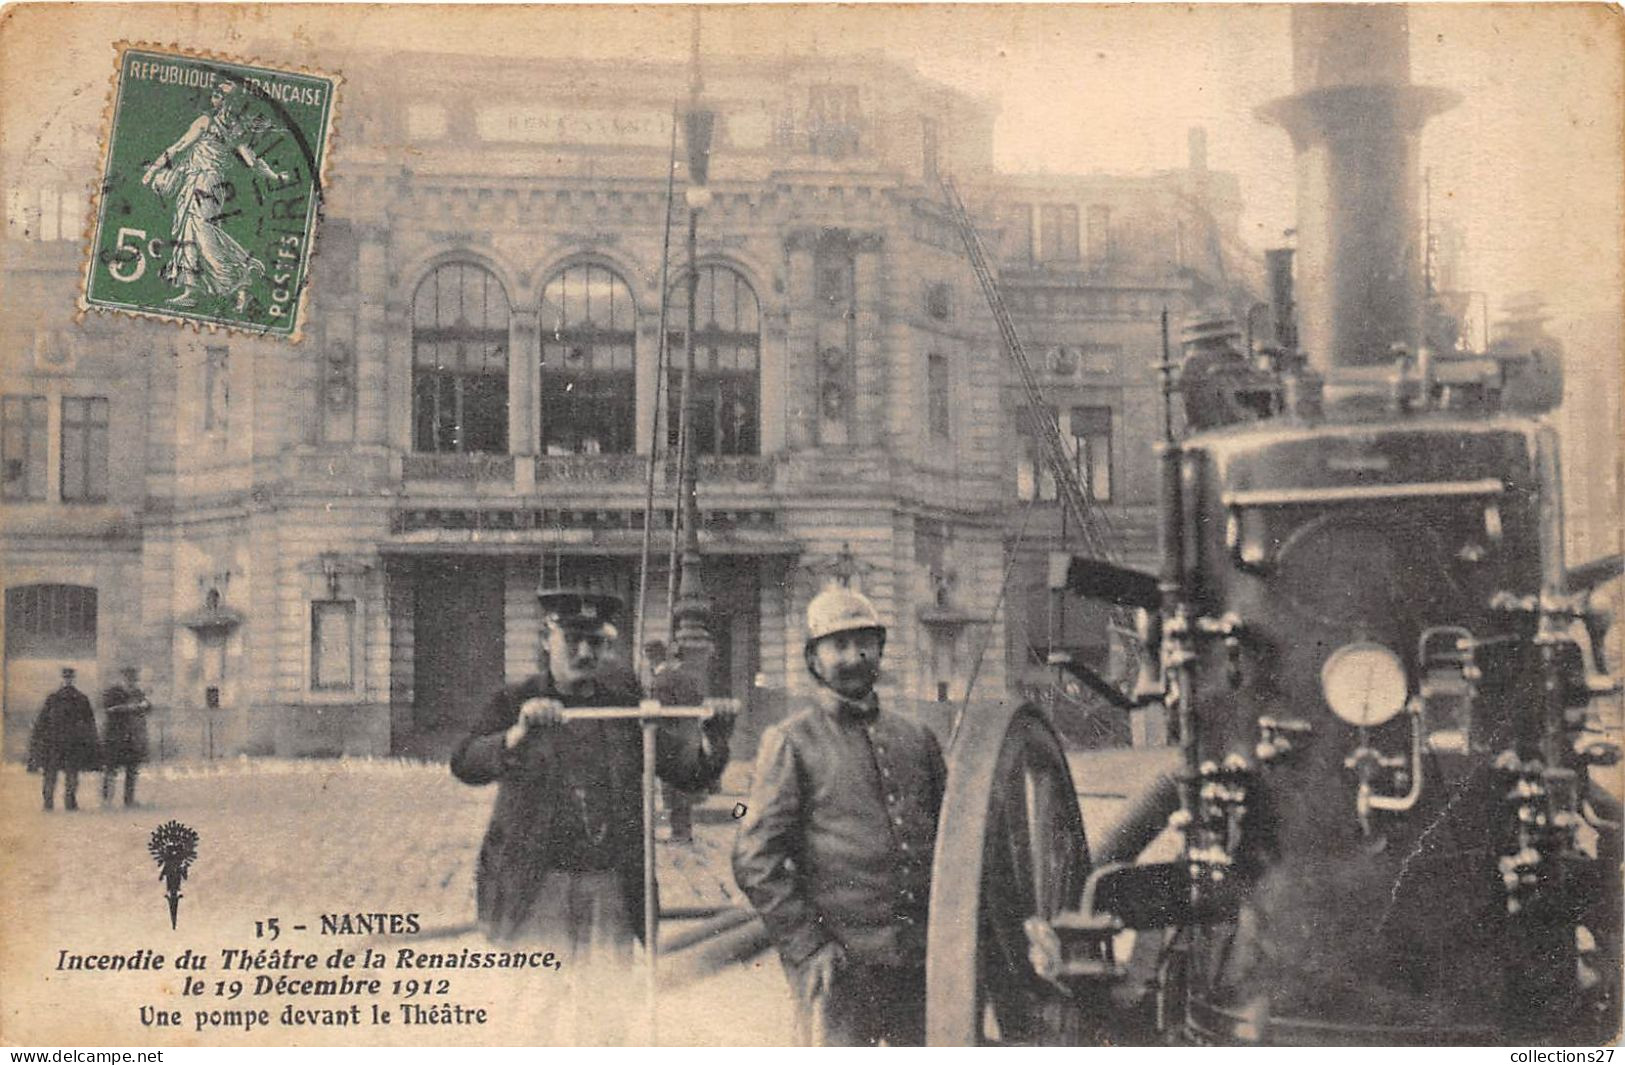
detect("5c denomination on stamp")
[81,45,340,340]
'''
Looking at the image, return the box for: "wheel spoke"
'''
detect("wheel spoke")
[1026,766,1053,917]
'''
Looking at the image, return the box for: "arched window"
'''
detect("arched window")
[667,265,760,456]
[540,264,637,455]
[412,262,510,453]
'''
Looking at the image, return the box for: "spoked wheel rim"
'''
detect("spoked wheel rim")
[927,702,1099,1045]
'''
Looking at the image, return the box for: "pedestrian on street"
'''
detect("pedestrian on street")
[27,667,102,812]
[450,587,733,1042]
[733,585,947,1046]
[645,638,706,844]
[100,665,152,807]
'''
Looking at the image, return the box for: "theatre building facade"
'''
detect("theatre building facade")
[1,50,1254,758]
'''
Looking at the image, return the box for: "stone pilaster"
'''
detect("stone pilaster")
[783,228,818,450]
[355,228,390,445]
[510,307,538,458]
[852,231,886,447]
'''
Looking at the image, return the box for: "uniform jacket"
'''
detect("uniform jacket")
[28,684,101,772]
[733,689,947,968]
[100,682,152,766]
[450,668,729,943]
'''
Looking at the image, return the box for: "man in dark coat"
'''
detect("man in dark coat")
[450,588,731,1040]
[100,666,152,807]
[28,667,101,811]
[733,585,947,1046]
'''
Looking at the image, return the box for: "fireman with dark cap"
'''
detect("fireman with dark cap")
[451,586,732,1041]
[733,584,947,1046]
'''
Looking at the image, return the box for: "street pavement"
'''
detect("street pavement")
[0,747,1173,1047]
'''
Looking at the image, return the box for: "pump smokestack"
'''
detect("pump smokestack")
[1259,8,1455,371]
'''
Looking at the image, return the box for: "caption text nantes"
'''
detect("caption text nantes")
[53,913,561,1033]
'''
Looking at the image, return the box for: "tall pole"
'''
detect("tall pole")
[649,13,717,1041]
[673,15,715,668]
[635,105,682,681]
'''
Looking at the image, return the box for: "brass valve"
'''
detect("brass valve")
[1256,716,1312,763]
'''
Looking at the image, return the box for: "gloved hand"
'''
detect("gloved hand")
[506,697,565,748]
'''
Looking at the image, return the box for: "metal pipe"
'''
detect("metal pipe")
[657,914,774,990]
[659,906,755,953]
[1096,771,1183,866]
[641,717,658,1042]
[558,703,726,721]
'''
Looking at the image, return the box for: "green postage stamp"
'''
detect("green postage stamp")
[81,45,340,339]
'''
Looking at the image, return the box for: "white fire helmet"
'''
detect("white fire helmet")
[805,585,887,646]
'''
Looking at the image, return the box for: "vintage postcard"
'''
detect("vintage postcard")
[1,2,1620,1052]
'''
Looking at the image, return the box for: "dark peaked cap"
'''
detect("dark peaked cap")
[536,587,623,631]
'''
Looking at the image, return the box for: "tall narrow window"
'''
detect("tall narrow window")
[412,262,510,454]
[921,117,940,183]
[1069,406,1113,502]
[311,600,355,691]
[927,353,951,440]
[60,397,108,503]
[1039,204,1080,262]
[667,265,760,456]
[203,346,230,433]
[1015,405,1059,503]
[1006,203,1034,263]
[38,188,60,242]
[808,84,861,157]
[1086,205,1112,265]
[540,264,636,455]
[2,394,48,501]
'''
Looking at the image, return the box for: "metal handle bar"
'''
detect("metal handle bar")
[554,698,740,721]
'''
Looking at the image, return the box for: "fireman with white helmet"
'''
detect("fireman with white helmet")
[803,584,888,698]
[733,583,947,1046]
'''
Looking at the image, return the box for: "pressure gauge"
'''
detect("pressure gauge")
[1320,642,1409,727]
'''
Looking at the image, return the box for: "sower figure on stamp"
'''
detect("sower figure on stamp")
[733,586,948,1046]
[450,587,732,1043]
[141,79,286,311]
[100,665,152,808]
[644,638,705,844]
[27,667,101,812]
